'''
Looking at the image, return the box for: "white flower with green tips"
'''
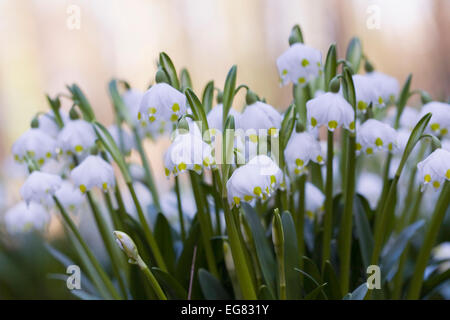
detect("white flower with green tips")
[276,43,322,87]
[356,119,398,155]
[70,155,115,193]
[12,128,57,165]
[57,119,97,155]
[419,101,450,136]
[284,131,324,176]
[417,148,450,191]
[305,182,325,219]
[137,83,187,128]
[366,71,399,106]
[20,171,62,206]
[108,125,135,155]
[226,155,282,207]
[122,88,144,121]
[306,92,355,132]
[352,75,380,113]
[4,201,50,235]
[55,181,85,213]
[163,132,215,177]
[239,101,282,138]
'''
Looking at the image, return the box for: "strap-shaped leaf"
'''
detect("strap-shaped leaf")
[67,84,95,122]
[159,52,180,90]
[394,74,412,128]
[180,68,193,91]
[152,267,188,299]
[324,44,337,92]
[108,79,132,125]
[222,65,237,129]
[198,269,230,300]
[281,211,302,299]
[185,88,209,134]
[202,80,215,113]
[345,37,362,74]
[354,194,374,269]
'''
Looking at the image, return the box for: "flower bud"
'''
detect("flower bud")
[155,68,170,84]
[30,116,39,129]
[288,25,304,45]
[329,76,341,93]
[364,59,374,73]
[216,91,223,104]
[272,209,284,250]
[245,89,258,105]
[113,231,139,263]
[69,106,80,120]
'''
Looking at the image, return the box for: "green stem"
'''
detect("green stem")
[104,191,123,230]
[407,182,450,299]
[339,133,356,293]
[322,130,334,268]
[132,128,161,211]
[296,175,306,270]
[53,196,121,300]
[127,182,167,272]
[174,176,186,242]
[137,257,167,300]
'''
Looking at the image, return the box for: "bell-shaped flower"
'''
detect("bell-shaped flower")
[12,128,57,165]
[207,104,240,133]
[307,92,355,132]
[4,201,50,235]
[366,71,399,105]
[70,155,116,193]
[399,106,420,130]
[108,125,134,155]
[37,110,68,138]
[57,119,97,155]
[163,132,215,177]
[305,182,325,219]
[284,131,324,176]
[20,171,62,206]
[122,88,144,122]
[239,101,282,138]
[226,155,282,207]
[419,101,450,136]
[352,75,380,113]
[276,43,322,87]
[356,119,398,155]
[55,181,85,213]
[138,83,187,127]
[417,148,450,191]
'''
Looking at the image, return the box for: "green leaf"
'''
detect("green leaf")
[180,68,193,91]
[324,44,337,92]
[354,194,374,268]
[288,24,304,45]
[201,81,215,114]
[152,267,188,299]
[258,285,275,300]
[305,283,328,300]
[394,74,412,128]
[280,104,296,150]
[154,213,176,274]
[345,37,362,74]
[422,268,450,297]
[159,52,180,90]
[185,88,209,134]
[241,203,277,297]
[175,221,201,287]
[222,65,237,129]
[67,84,95,122]
[108,79,132,125]
[322,261,343,299]
[198,268,230,300]
[344,283,368,300]
[342,67,357,111]
[380,219,425,282]
[281,211,302,299]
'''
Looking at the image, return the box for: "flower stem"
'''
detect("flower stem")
[53,196,122,300]
[322,130,334,268]
[127,182,167,272]
[132,128,161,211]
[407,181,450,299]
[339,133,356,293]
[296,175,306,280]
[174,176,186,242]
[136,257,167,300]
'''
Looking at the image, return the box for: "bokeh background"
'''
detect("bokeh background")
[0,0,449,299]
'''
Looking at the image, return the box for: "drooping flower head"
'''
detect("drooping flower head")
[398,106,420,130]
[305,182,325,219]
[12,128,57,165]
[366,71,399,106]
[70,155,116,193]
[419,101,450,137]
[417,148,450,191]
[108,125,135,155]
[284,131,324,176]
[36,110,68,138]
[352,74,385,113]
[239,101,282,138]
[306,92,355,132]
[276,43,322,87]
[163,131,215,177]
[4,201,50,235]
[207,104,240,133]
[54,181,85,213]
[20,171,62,206]
[226,155,282,207]
[356,119,398,155]
[57,119,97,156]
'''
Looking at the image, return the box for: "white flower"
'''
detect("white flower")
[226,155,282,207]
[37,110,68,138]
[399,106,420,130]
[113,231,139,263]
[366,72,399,105]
[70,155,116,193]
[239,101,282,138]
[357,172,382,209]
[284,131,324,176]
[207,104,240,133]
[396,128,412,152]
[122,88,144,122]
[55,181,85,213]
[417,148,450,191]
[306,92,355,131]
[419,101,450,136]
[163,132,215,177]
[138,83,187,127]
[4,201,50,235]
[12,128,57,165]
[57,119,97,155]
[352,75,380,113]
[20,171,62,206]
[276,43,322,87]
[108,125,134,155]
[305,182,325,219]
[442,139,450,152]
[356,119,398,155]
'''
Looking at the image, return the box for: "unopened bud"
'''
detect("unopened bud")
[288,25,304,46]
[245,89,258,105]
[113,231,139,264]
[155,68,170,84]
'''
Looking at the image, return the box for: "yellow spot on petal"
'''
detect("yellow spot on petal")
[388,143,393,151]
[446,169,450,179]
[433,181,440,189]
[170,114,178,122]
[178,162,187,171]
[311,117,317,127]
[253,186,263,197]
[75,145,84,153]
[14,154,20,161]
[441,128,448,135]
[282,69,287,75]
[203,158,210,167]
[79,185,87,193]
[27,151,35,158]
[172,103,180,112]
[316,155,323,163]
[233,197,241,206]
[137,112,141,120]
[148,107,157,114]
[140,121,147,127]
[38,158,45,165]
[194,164,202,172]
[244,195,253,201]
[356,143,362,151]
[375,138,383,147]
[46,152,52,158]
[296,158,304,167]
[366,148,373,155]
[378,96,384,105]
[270,175,276,185]
[430,123,440,132]
[328,120,338,129]
[306,210,314,219]
[149,116,156,123]
[349,121,355,131]
[424,174,431,183]
[268,128,278,136]
[102,182,108,191]
[301,59,309,67]
[294,168,301,175]
[249,134,258,143]
[297,77,306,84]
[165,168,170,176]
[357,101,367,111]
